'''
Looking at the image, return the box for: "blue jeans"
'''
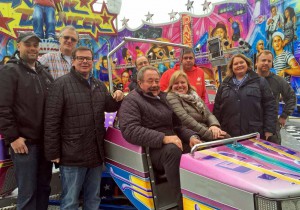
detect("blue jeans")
[10,143,52,210]
[60,165,103,210]
[32,4,56,39]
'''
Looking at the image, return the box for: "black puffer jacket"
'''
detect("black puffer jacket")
[213,71,277,138]
[265,73,296,119]
[0,53,53,145]
[119,87,195,148]
[44,68,121,167]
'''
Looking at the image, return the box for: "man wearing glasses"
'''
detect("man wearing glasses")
[44,46,124,209]
[39,25,79,79]
[160,48,207,101]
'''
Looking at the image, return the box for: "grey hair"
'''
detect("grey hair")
[137,65,160,81]
[59,25,79,40]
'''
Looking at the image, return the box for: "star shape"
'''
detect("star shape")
[121,17,129,26]
[168,9,178,21]
[80,0,89,8]
[98,2,117,26]
[202,0,211,11]
[0,12,14,32]
[101,13,110,24]
[104,184,110,191]
[185,0,194,11]
[145,12,154,22]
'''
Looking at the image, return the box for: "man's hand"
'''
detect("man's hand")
[278,117,287,128]
[10,137,28,154]
[51,158,60,164]
[189,137,202,148]
[209,126,227,139]
[265,132,273,140]
[163,135,183,151]
[113,90,124,102]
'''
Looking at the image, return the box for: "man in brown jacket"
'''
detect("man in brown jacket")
[118,65,201,210]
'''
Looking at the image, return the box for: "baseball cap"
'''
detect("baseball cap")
[272,31,284,40]
[17,32,41,43]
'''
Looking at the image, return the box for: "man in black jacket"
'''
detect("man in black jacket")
[44,46,124,210]
[0,32,54,210]
[256,50,296,144]
[119,65,201,210]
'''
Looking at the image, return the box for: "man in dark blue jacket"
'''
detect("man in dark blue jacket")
[0,32,54,210]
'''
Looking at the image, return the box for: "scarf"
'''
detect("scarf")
[175,90,207,119]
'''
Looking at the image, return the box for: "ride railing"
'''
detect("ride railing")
[190,132,260,156]
[107,37,190,94]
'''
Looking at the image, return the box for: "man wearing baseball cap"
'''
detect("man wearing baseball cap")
[0,31,54,210]
[272,31,300,76]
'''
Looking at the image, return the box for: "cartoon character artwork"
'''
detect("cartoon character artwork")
[146,38,175,74]
[32,0,65,40]
[282,6,297,54]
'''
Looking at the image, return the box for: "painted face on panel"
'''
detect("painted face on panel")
[272,36,283,52]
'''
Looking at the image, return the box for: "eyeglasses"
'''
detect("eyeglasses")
[75,56,93,62]
[61,35,77,42]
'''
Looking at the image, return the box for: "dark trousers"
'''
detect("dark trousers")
[10,143,52,210]
[150,143,190,210]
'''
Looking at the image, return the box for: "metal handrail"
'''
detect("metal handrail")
[190,132,260,156]
[107,37,190,94]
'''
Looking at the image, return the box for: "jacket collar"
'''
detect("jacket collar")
[8,51,43,74]
[71,67,94,87]
[223,70,259,84]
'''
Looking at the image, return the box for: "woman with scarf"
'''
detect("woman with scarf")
[166,71,228,141]
[213,54,277,140]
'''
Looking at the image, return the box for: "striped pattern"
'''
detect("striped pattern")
[285,125,300,142]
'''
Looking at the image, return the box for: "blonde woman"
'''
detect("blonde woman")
[166,71,228,141]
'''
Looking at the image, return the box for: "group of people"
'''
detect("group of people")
[0,25,296,210]
[0,26,123,210]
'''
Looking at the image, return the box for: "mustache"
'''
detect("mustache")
[148,86,160,91]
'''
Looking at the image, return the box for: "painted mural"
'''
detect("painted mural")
[0,0,300,114]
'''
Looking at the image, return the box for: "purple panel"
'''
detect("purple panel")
[105,159,149,178]
[105,127,144,153]
[0,135,9,161]
[105,112,116,128]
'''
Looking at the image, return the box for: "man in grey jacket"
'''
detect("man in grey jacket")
[256,50,296,144]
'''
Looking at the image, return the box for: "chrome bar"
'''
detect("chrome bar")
[107,37,190,94]
[190,132,260,156]
[107,40,127,94]
[123,37,190,49]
